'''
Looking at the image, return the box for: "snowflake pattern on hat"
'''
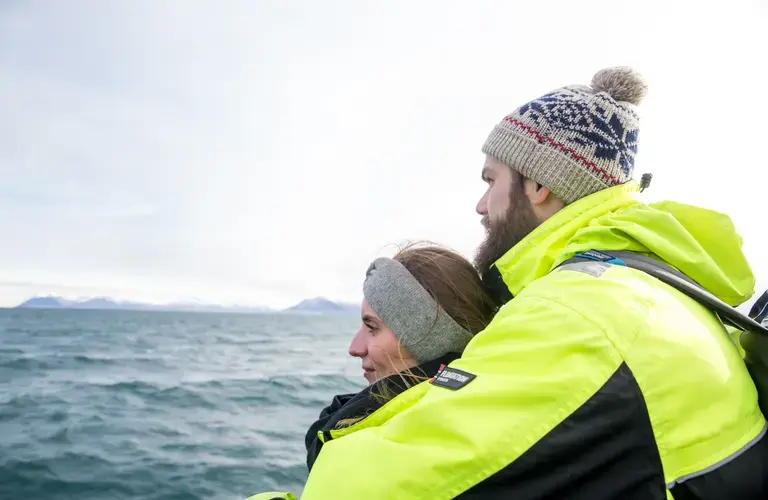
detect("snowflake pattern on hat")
[482,68,646,204]
[518,89,639,177]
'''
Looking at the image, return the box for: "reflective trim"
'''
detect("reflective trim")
[557,261,611,279]
[667,422,767,488]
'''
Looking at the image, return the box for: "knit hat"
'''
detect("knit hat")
[482,67,648,204]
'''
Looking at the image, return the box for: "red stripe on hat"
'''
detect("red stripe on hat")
[503,117,621,186]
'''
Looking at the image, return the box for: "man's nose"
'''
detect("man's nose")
[476,190,489,216]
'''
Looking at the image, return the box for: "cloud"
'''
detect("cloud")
[0,0,765,308]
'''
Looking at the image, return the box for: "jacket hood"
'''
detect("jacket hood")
[495,181,756,306]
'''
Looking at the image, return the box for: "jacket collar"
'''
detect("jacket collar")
[489,181,642,298]
[319,352,460,434]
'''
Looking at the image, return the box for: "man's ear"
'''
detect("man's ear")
[523,178,552,206]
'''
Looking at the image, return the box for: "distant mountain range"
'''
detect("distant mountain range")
[14,296,358,315]
[282,297,359,315]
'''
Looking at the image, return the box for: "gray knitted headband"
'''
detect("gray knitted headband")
[363,257,473,363]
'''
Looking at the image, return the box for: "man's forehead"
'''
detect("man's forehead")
[482,156,506,175]
[486,154,507,166]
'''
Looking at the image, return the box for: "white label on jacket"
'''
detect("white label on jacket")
[430,366,476,390]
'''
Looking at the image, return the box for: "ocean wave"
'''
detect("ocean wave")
[0,353,122,372]
[0,309,356,499]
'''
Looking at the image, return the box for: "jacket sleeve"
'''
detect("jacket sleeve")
[245,493,296,500]
[300,279,641,499]
[741,329,768,419]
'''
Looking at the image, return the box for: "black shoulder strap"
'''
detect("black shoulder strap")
[559,250,768,336]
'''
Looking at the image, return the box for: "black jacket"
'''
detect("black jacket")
[305,353,459,470]
[751,290,768,325]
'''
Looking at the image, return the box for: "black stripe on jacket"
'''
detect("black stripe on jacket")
[455,361,767,499]
[457,362,666,499]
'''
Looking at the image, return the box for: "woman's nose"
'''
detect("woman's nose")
[348,329,367,358]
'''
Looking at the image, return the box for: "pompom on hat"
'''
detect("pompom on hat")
[482,66,648,204]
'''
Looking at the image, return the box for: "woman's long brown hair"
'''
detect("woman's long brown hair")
[393,242,498,335]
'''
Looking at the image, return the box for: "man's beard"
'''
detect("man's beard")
[474,195,541,277]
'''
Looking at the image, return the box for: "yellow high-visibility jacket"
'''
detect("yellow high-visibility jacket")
[259,182,767,499]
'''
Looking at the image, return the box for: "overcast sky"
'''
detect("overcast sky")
[1,0,766,309]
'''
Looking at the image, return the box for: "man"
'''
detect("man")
[299,67,768,499]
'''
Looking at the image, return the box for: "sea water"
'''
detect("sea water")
[0,309,363,499]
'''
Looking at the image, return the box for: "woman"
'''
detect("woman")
[304,243,497,470]
[246,244,497,500]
